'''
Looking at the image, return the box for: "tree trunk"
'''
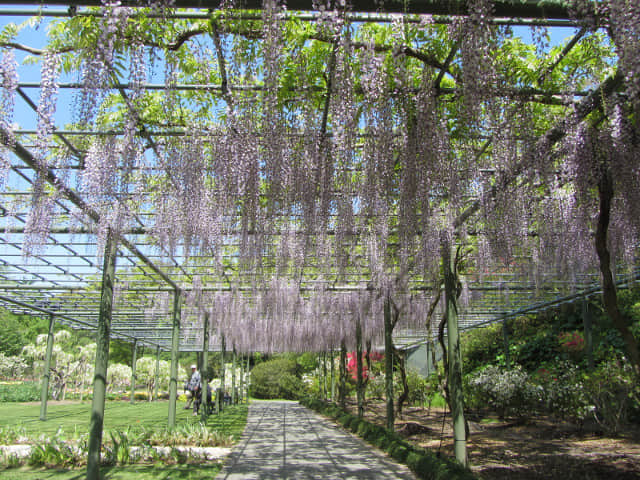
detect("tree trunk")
[595,168,640,376]
[384,297,394,430]
[395,347,409,419]
[339,338,347,409]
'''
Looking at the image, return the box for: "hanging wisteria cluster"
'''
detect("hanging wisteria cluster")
[1,0,638,353]
[0,49,17,188]
[176,279,436,353]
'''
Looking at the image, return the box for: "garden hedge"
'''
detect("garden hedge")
[300,397,478,480]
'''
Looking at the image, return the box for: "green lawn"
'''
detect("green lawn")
[0,400,247,440]
[0,464,221,479]
[0,400,248,479]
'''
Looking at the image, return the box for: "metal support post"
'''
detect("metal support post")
[322,351,327,401]
[442,239,468,467]
[231,346,237,405]
[330,347,335,402]
[154,346,160,401]
[86,229,118,480]
[130,339,138,404]
[168,290,182,428]
[502,317,511,370]
[356,317,364,419]
[339,339,347,409]
[40,313,55,421]
[201,312,209,422]
[582,299,594,370]
[220,333,226,411]
[246,353,250,402]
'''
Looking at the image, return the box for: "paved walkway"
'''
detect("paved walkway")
[216,400,417,480]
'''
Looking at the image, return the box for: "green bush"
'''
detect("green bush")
[301,399,478,479]
[0,381,40,402]
[388,441,410,462]
[465,365,541,418]
[461,324,503,373]
[349,417,362,433]
[249,358,304,400]
[582,357,640,432]
[536,361,591,422]
[337,413,352,428]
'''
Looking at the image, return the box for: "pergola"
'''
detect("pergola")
[0,0,638,476]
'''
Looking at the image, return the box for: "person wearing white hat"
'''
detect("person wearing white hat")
[184,364,201,414]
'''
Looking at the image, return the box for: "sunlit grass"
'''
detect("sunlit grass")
[0,464,222,479]
[0,400,247,440]
[0,401,248,478]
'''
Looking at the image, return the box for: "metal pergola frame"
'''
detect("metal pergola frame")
[0,1,636,474]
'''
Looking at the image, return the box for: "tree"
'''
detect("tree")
[0,309,48,356]
[135,356,170,401]
[21,330,97,400]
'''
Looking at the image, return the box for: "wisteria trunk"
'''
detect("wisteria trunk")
[396,348,409,419]
[384,296,394,430]
[595,169,640,376]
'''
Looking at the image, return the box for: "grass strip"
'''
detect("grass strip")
[0,464,221,479]
[0,401,247,439]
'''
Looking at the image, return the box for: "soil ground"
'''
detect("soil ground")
[344,400,640,480]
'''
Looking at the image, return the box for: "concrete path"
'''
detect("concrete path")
[216,400,417,480]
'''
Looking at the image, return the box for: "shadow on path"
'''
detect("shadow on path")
[216,400,416,480]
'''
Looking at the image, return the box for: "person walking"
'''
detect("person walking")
[184,364,201,414]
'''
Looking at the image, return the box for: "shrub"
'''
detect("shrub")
[0,353,28,380]
[0,381,40,402]
[301,399,478,480]
[582,357,640,433]
[388,441,409,462]
[349,417,362,433]
[461,324,503,373]
[537,361,591,422]
[465,365,541,418]
[249,358,303,400]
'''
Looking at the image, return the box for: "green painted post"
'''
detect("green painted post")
[220,333,226,411]
[130,339,138,404]
[231,346,237,405]
[583,299,594,370]
[322,351,327,401]
[201,313,209,422]
[86,229,118,480]
[154,346,160,402]
[238,353,244,404]
[40,314,55,421]
[502,318,511,370]
[442,239,468,467]
[246,353,250,402]
[339,339,347,409]
[168,290,182,429]
[356,317,364,419]
[384,295,394,431]
[330,347,335,402]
